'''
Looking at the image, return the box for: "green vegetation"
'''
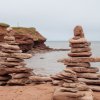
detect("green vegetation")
[13,27,46,41]
[0,23,10,27]
[12,27,36,35]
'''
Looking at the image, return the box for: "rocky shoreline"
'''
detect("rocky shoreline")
[0,23,100,100]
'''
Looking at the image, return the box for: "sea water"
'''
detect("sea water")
[25,41,100,76]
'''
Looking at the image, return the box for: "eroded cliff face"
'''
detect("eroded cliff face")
[13,27,46,48]
[0,23,47,52]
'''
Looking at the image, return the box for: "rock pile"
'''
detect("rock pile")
[60,26,100,92]
[51,69,93,100]
[0,27,33,85]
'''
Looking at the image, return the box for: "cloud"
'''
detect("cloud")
[0,0,100,41]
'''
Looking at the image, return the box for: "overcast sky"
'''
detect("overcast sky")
[0,0,100,41]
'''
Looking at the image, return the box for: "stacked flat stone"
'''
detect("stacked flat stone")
[51,69,93,100]
[0,27,33,85]
[61,26,100,92]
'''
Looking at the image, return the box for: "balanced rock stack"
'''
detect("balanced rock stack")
[0,27,33,85]
[61,26,100,92]
[51,69,93,100]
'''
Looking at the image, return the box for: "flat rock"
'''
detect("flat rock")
[71,47,91,53]
[65,62,90,67]
[68,67,99,73]
[53,87,85,100]
[0,75,11,81]
[29,76,52,82]
[62,82,89,91]
[88,85,100,92]
[2,48,21,53]
[77,73,100,79]
[6,58,23,62]
[11,73,31,79]
[0,81,7,86]
[0,61,26,67]
[69,38,88,44]
[60,71,77,78]
[0,51,10,57]
[70,42,91,48]
[63,69,76,74]
[53,88,93,100]
[11,53,32,59]
[78,78,100,85]
[68,52,92,57]
[6,67,33,73]
[0,68,8,75]
[0,43,20,50]
[61,57,100,63]
[7,78,31,85]
[4,36,15,41]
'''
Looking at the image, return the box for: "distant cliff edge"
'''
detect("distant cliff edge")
[0,23,47,52]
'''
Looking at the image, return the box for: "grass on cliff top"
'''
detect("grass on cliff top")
[12,27,36,35]
[13,27,46,41]
[0,23,10,27]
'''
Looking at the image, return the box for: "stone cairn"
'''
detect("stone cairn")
[60,26,100,92]
[0,27,33,86]
[51,26,98,100]
[51,69,93,100]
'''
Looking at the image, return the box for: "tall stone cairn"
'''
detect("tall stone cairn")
[51,26,94,99]
[0,27,33,86]
[61,26,100,92]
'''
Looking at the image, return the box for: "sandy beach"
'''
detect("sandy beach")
[0,84,100,100]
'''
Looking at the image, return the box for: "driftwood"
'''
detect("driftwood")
[68,52,92,57]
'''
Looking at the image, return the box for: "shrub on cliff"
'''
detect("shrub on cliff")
[0,23,10,27]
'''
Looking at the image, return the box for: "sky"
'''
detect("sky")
[0,0,100,41]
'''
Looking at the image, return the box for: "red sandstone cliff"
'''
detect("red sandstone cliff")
[0,23,46,52]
